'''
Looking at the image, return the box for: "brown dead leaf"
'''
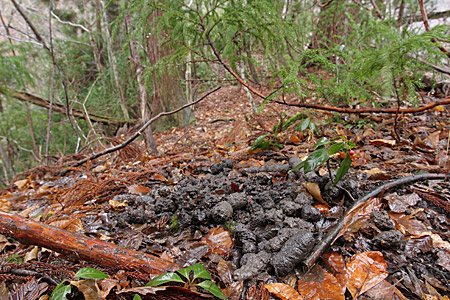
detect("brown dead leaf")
[70,279,102,300]
[363,168,391,180]
[323,252,347,289]
[437,249,450,272]
[265,283,303,300]
[14,177,30,189]
[49,219,84,233]
[386,192,420,213]
[109,199,128,209]
[336,197,382,242]
[345,251,389,298]
[117,286,167,295]
[364,280,409,300]
[223,281,244,300]
[216,258,234,285]
[389,213,429,236]
[24,246,39,263]
[200,227,233,257]
[404,235,433,257]
[297,265,345,300]
[302,182,329,207]
[128,184,150,194]
[151,174,168,182]
[370,139,396,147]
[98,278,119,300]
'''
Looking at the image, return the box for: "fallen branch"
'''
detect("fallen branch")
[6,89,134,126]
[0,211,178,274]
[64,86,221,171]
[272,97,450,114]
[304,173,449,269]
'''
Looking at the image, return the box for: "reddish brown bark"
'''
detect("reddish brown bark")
[0,211,178,274]
[272,97,450,114]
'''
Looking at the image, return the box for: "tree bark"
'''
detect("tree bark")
[0,211,178,274]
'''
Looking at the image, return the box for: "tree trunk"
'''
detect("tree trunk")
[99,0,130,121]
[125,8,158,154]
[147,10,186,131]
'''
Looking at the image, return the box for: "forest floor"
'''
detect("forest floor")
[0,83,450,300]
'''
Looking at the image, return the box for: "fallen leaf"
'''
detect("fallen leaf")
[369,139,396,147]
[265,283,303,300]
[297,265,345,300]
[24,246,39,263]
[128,184,150,194]
[364,280,409,300]
[345,251,389,298]
[109,199,128,209]
[70,279,102,300]
[151,174,168,182]
[302,182,329,207]
[201,227,233,257]
[437,249,450,272]
[389,213,429,236]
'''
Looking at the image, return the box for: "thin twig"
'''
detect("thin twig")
[418,0,450,58]
[62,87,221,172]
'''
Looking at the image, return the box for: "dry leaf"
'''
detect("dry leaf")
[302,182,329,207]
[70,279,102,300]
[24,246,39,263]
[128,184,150,194]
[265,283,303,300]
[109,199,128,209]
[369,139,396,147]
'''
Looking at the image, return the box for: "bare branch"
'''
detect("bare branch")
[63,87,221,171]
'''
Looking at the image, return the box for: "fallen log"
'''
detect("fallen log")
[0,211,178,275]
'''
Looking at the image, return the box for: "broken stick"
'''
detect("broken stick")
[0,211,178,274]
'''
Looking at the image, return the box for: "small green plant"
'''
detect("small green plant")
[251,134,283,151]
[146,263,227,300]
[49,267,108,300]
[293,137,354,184]
[5,254,23,263]
[170,214,180,233]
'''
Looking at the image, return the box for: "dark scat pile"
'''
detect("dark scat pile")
[103,158,360,280]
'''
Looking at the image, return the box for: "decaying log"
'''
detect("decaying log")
[0,211,178,274]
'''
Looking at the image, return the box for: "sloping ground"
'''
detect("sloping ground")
[0,85,449,300]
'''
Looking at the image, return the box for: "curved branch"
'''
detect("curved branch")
[63,87,221,172]
[272,97,450,114]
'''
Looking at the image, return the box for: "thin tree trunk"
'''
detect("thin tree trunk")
[99,0,130,120]
[0,139,15,180]
[147,9,186,131]
[124,8,158,154]
[84,0,103,73]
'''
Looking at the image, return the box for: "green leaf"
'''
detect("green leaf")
[328,142,345,155]
[176,265,194,281]
[197,280,228,300]
[303,148,330,173]
[133,294,142,300]
[192,263,212,280]
[313,137,330,149]
[309,121,317,134]
[251,134,270,150]
[334,152,352,184]
[146,272,185,287]
[292,160,305,171]
[299,118,310,131]
[74,267,108,279]
[50,281,71,300]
